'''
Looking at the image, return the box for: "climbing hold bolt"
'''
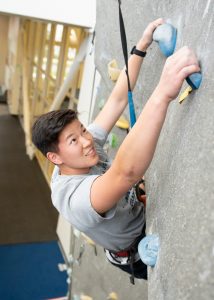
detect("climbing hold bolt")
[138,234,159,267]
[153,23,177,57]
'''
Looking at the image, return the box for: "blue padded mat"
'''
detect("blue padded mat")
[0,241,67,300]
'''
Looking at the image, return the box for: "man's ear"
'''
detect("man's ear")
[46,152,62,165]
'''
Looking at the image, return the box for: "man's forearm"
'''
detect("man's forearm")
[94,42,148,133]
[110,42,148,103]
[112,88,169,185]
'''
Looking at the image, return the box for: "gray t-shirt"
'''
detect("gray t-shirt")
[51,123,145,251]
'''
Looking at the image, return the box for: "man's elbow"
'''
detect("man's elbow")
[111,160,139,187]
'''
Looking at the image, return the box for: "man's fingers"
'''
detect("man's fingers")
[179,64,201,80]
[148,18,164,32]
[167,46,199,74]
[169,46,192,60]
[152,18,164,26]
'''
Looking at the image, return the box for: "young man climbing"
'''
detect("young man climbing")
[32,18,200,284]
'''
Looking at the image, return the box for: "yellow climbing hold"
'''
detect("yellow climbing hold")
[179,86,193,104]
[80,295,93,300]
[108,59,121,81]
[81,232,96,246]
[116,115,129,130]
[107,292,118,300]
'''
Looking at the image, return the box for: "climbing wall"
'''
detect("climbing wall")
[95,1,214,299]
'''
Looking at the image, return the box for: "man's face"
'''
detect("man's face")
[54,119,99,175]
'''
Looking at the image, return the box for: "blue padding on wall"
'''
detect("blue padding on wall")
[0,241,67,300]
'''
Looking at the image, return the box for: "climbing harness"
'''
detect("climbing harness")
[105,225,147,284]
[117,0,136,127]
[135,178,146,206]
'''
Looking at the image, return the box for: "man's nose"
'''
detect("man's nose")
[79,135,91,147]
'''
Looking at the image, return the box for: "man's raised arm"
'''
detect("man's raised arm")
[94,18,164,133]
[91,46,200,214]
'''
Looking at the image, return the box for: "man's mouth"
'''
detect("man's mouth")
[85,147,96,156]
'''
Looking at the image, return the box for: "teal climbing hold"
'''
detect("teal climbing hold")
[138,234,159,267]
[153,23,177,57]
[186,72,202,89]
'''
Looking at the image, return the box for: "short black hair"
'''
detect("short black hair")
[32,109,78,156]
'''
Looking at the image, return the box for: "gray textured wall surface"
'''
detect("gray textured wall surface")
[95,0,214,299]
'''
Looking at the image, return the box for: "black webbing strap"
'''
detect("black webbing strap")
[118,0,131,91]
[117,0,136,127]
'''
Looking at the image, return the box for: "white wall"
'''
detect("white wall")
[77,41,101,126]
[0,0,96,28]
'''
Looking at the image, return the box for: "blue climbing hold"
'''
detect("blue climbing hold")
[153,23,202,90]
[153,23,177,57]
[186,72,202,89]
[138,234,159,267]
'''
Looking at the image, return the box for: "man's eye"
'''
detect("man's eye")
[70,138,76,144]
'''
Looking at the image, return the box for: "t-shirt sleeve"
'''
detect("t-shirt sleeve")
[87,123,108,146]
[69,175,116,230]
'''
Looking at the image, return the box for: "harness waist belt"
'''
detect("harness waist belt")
[113,250,130,257]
